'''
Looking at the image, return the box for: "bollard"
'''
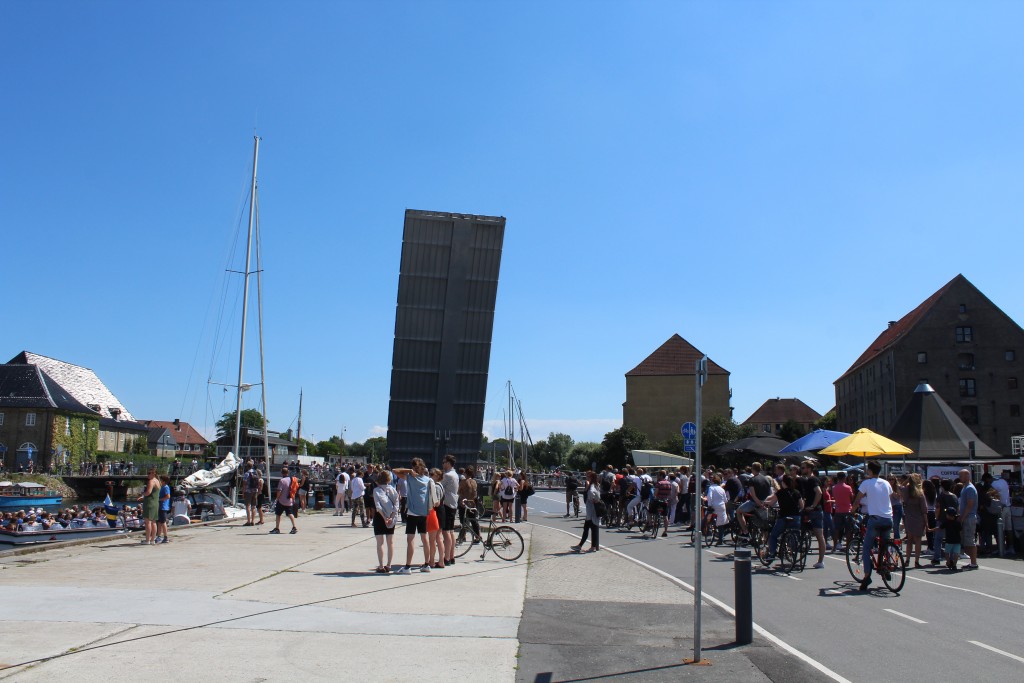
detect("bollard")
[997,516,1005,557]
[734,548,753,646]
[514,497,522,523]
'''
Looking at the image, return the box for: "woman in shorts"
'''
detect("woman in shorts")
[372,471,400,574]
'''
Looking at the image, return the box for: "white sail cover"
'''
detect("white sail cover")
[180,452,239,491]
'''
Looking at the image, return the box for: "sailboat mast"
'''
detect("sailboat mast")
[254,176,272,492]
[232,135,260,464]
[296,389,303,454]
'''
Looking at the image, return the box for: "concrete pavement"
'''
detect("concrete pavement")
[1,510,816,682]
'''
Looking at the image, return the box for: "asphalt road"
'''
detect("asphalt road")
[524,491,1024,682]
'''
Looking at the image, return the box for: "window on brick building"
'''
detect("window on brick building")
[958,353,975,370]
[917,352,927,364]
[961,405,979,424]
[1007,350,1016,361]
[1011,405,1021,418]
[955,326,973,343]
[959,304,967,313]
[26,413,36,426]
[959,378,976,397]
[1010,377,1019,390]
[0,412,4,426]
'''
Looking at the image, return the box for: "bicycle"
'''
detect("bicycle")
[689,509,716,547]
[642,500,667,538]
[566,489,580,518]
[845,513,906,593]
[453,501,524,562]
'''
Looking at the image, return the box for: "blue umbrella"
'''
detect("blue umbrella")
[777,429,851,454]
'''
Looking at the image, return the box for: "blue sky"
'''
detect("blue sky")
[3,2,1023,446]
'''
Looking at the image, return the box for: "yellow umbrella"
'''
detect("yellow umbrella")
[817,428,913,457]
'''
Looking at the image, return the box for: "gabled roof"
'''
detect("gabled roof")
[742,398,822,425]
[7,351,135,420]
[626,334,728,377]
[836,275,965,382]
[99,417,149,433]
[147,426,177,445]
[0,364,98,414]
[886,383,1002,458]
[141,420,209,446]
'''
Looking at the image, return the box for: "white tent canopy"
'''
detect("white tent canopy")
[630,450,694,468]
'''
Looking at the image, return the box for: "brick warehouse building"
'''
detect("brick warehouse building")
[623,334,732,445]
[834,274,1024,454]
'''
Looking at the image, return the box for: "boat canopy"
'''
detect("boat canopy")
[15,482,46,489]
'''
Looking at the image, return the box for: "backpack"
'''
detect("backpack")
[246,470,262,491]
[599,474,612,493]
[640,481,653,501]
[288,477,299,500]
[503,481,514,498]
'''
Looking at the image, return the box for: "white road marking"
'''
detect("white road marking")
[784,574,802,581]
[905,575,1024,609]
[824,589,845,595]
[883,608,926,624]
[528,520,855,683]
[978,565,1024,579]
[969,641,1024,664]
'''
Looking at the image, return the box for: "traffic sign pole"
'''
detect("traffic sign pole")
[692,356,708,664]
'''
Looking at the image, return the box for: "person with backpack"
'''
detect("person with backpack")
[243,461,263,527]
[498,470,519,523]
[295,469,310,516]
[564,472,580,517]
[270,465,298,535]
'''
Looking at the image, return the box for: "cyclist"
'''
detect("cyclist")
[799,460,828,569]
[764,474,804,564]
[704,473,731,545]
[599,466,616,525]
[619,467,637,524]
[564,472,580,517]
[736,462,771,537]
[851,460,894,591]
[652,470,673,537]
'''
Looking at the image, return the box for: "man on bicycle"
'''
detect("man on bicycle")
[736,462,771,537]
[564,472,580,517]
[851,460,893,591]
[652,470,673,537]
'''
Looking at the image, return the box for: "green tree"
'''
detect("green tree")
[545,432,574,468]
[601,426,649,469]
[566,442,603,471]
[215,409,267,440]
[659,432,685,456]
[779,419,807,443]
[364,436,388,462]
[315,440,340,456]
[701,415,741,452]
[813,410,837,431]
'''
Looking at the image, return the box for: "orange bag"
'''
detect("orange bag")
[426,508,440,533]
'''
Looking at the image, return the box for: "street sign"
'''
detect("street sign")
[681,422,697,453]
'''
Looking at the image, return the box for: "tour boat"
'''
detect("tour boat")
[0,523,127,546]
[0,481,63,508]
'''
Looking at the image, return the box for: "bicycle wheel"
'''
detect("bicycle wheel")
[846,537,865,582]
[703,519,715,548]
[489,526,525,561]
[793,532,811,572]
[453,524,476,558]
[880,543,906,593]
[777,531,799,573]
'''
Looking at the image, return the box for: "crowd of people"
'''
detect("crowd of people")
[563,461,1023,576]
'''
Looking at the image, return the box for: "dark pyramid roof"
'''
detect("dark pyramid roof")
[743,398,822,424]
[0,364,98,414]
[626,334,728,377]
[886,383,1002,459]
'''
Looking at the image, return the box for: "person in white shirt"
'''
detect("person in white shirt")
[334,469,349,515]
[704,474,731,544]
[852,460,893,591]
[350,471,367,527]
